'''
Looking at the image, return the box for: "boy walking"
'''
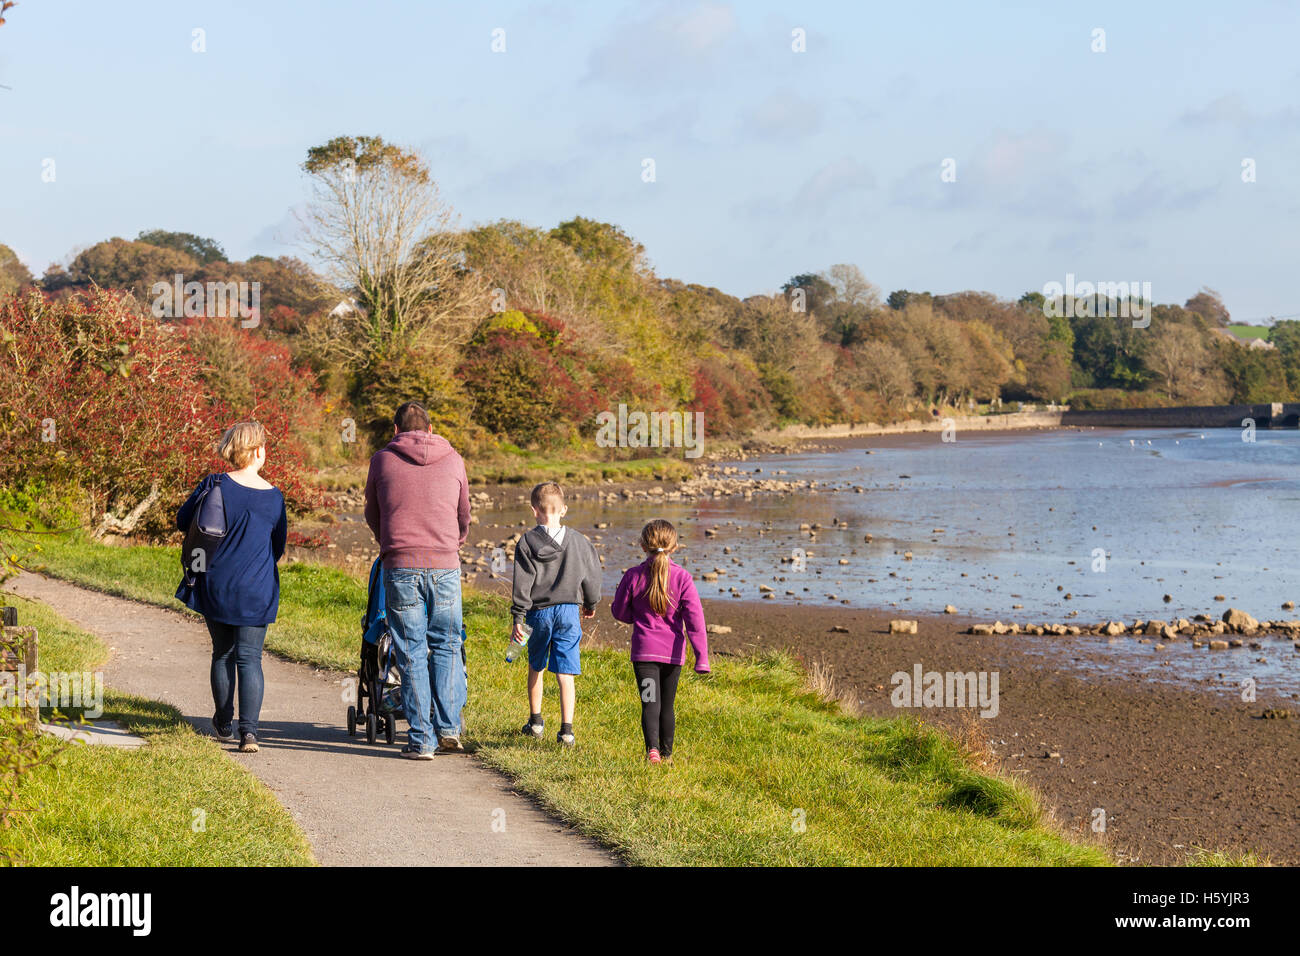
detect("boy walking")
[511,482,601,746]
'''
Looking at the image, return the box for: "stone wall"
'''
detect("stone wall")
[751,403,1300,442]
[1060,403,1299,429]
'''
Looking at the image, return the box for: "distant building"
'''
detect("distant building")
[329,298,366,319]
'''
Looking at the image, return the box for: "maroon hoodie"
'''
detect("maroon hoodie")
[364,431,471,570]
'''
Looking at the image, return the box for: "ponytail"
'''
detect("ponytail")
[646,549,671,617]
[639,519,678,618]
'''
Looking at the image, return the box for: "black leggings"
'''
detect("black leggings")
[633,661,682,756]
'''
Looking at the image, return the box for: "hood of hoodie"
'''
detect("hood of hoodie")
[525,526,565,563]
[384,430,456,467]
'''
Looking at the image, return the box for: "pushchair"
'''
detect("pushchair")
[346,557,469,745]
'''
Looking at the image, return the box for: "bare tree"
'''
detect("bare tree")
[299,136,490,367]
[1146,321,1212,399]
[824,263,882,310]
[854,341,913,408]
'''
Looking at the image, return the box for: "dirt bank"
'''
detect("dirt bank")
[587,599,1299,866]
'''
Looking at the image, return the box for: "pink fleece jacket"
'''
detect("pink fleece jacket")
[611,557,710,671]
[364,431,470,569]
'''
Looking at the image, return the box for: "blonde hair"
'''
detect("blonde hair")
[217,421,268,470]
[530,481,565,515]
[639,519,677,617]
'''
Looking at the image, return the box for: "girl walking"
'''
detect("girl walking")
[610,519,710,763]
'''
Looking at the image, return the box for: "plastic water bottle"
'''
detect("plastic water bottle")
[506,623,531,663]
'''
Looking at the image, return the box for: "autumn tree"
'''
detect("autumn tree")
[852,341,913,408]
[137,229,227,264]
[463,220,591,330]
[0,244,33,297]
[1184,287,1231,328]
[300,135,490,367]
[60,237,199,303]
[1145,321,1214,400]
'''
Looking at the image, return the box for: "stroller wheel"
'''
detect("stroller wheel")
[384,713,396,745]
[346,705,357,737]
[365,712,378,745]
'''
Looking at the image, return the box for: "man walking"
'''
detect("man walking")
[364,401,471,758]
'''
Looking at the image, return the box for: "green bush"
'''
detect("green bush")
[353,349,484,451]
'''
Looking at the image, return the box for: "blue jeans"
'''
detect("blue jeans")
[206,619,267,737]
[383,567,465,751]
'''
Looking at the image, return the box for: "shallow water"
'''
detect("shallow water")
[552,427,1300,696]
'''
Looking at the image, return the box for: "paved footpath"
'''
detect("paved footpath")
[7,573,619,867]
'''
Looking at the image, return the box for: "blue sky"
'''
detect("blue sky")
[3,0,1299,320]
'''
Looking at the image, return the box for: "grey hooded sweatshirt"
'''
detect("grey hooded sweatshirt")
[511,525,602,624]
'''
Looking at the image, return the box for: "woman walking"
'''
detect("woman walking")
[176,421,287,753]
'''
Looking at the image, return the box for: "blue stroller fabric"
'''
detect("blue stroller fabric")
[362,556,388,645]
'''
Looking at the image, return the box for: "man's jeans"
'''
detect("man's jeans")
[382,567,465,752]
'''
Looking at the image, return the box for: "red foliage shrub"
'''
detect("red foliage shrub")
[691,354,773,437]
[456,311,604,447]
[0,290,328,534]
[0,289,221,523]
[179,316,328,511]
[286,528,332,549]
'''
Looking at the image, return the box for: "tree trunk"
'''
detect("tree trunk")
[92,482,161,539]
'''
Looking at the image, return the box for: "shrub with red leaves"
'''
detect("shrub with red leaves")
[456,311,604,447]
[180,316,327,511]
[286,528,332,549]
[691,353,773,437]
[0,290,328,534]
[0,289,221,526]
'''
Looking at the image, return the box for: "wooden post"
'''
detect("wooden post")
[1,605,39,723]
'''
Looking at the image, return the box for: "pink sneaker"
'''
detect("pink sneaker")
[647,748,662,764]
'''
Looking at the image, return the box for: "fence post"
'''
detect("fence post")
[1,606,39,723]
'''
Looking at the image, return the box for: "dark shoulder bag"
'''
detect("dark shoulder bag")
[181,475,227,587]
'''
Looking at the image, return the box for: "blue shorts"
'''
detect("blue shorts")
[525,604,582,675]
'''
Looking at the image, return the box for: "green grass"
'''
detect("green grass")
[17,530,1110,866]
[1227,323,1270,341]
[1,593,315,866]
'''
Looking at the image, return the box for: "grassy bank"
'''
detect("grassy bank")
[1,594,315,866]
[18,530,1108,866]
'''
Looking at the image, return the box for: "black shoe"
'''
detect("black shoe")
[213,718,235,741]
[400,745,434,761]
[521,720,544,739]
[238,733,259,753]
[557,729,575,748]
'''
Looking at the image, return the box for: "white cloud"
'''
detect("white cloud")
[584,1,738,92]
[793,156,874,211]
[741,91,822,141]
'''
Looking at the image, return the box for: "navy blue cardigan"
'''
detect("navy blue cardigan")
[176,474,287,626]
